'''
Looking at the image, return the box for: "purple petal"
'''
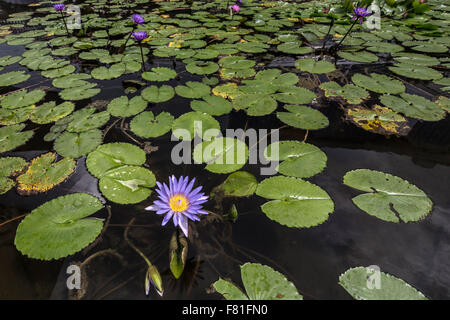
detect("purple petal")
[161,211,174,226]
[178,215,189,237]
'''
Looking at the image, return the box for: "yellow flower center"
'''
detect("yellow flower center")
[169,194,189,212]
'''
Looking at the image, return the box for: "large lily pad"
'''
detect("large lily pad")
[0,71,30,87]
[54,129,102,158]
[1,89,46,109]
[380,93,445,121]
[141,85,175,103]
[30,101,75,124]
[351,73,405,94]
[295,58,336,74]
[107,95,147,118]
[216,171,258,197]
[142,67,177,82]
[130,111,174,138]
[256,176,334,228]
[175,81,210,99]
[232,93,278,116]
[272,87,316,105]
[343,169,433,223]
[190,95,232,116]
[277,105,329,130]
[14,193,104,260]
[172,111,220,141]
[0,124,34,153]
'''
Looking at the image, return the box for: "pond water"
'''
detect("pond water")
[0,0,449,300]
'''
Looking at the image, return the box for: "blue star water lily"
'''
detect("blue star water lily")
[351,6,372,25]
[145,176,209,237]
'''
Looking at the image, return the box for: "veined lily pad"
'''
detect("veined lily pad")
[0,71,30,87]
[30,101,75,124]
[193,137,249,174]
[343,169,433,223]
[216,171,258,197]
[388,64,443,81]
[91,63,125,80]
[295,58,336,74]
[338,50,378,63]
[59,84,101,101]
[142,67,177,82]
[339,267,427,300]
[218,56,256,69]
[186,61,219,75]
[0,55,22,67]
[0,124,34,153]
[86,142,146,179]
[52,73,92,89]
[16,152,76,195]
[213,263,302,300]
[14,193,104,260]
[264,141,327,178]
[256,176,334,228]
[351,73,405,94]
[276,105,329,130]
[272,87,316,105]
[130,111,174,138]
[66,107,110,133]
[190,95,232,116]
[0,106,35,125]
[175,81,210,99]
[172,111,220,141]
[99,165,156,204]
[141,85,175,103]
[0,157,27,194]
[54,129,102,158]
[41,65,75,78]
[1,89,46,109]
[320,81,370,104]
[380,93,445,121]
[233,94,277,116]
[107,95,147,118]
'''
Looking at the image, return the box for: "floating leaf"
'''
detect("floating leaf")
[130,111,174,138]
[14,193,104,260]
[343,169,433,223]
[0,157,27,194]
[233,94,277,116]
[276,105,329,130]
[142,67,177,82]
[169,232,188,279]
[16,152,76,195]
[30,101,74,124]
[351,73,405,94]
[338,50,378,63]
[66,107,110,133]
[193,137,249,174]
[59,84,101,101]
[380,93,445,121]
[0,124,34,153]
[172,111,220,141]
[175,81,210,99]
[1,89,46,109]
[141,85,175,103]
[339,267,427,300]
[272,87,316,105]
[320,81,370,104]
[0,71,30,87]
[264,141,327,178]
[185,61,219,75]
[190,95,232,116]
[99,165,156,204]
[91,63,125,80]
[86,142,146,179]
[256,176,334,228]
[217,171,258,197]
[107,95,147,118]
[0,106,34,125]
[388,64,443,81]
[295,58,336,74]
[54,129,102,158]
[214,263,302,300]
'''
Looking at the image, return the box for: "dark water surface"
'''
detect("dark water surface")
[0,0,449,300]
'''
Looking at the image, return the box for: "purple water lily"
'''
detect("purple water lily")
[230,4,240,12]
[132,13,145,25]
[351,6,372,25]
[53,3,65,11]
[145,176,209,237]
[132,31,148,41]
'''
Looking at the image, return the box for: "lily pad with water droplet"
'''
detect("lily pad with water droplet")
[343,169,433,223]
[256,176,334,228]
[339,266,427,300]
[14,193,104,260]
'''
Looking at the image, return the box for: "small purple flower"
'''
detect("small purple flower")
[236,0,242,4]
[132,14,145,25]
[131,31,148,41]
[145,176,209,237]
[351,6,372,25]
[53,3,65,11]
[230,4,240,13]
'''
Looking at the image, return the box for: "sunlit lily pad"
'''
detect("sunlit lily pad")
[186,61,219,75]
[41,65,75,78]
[264,141,327,178]
[0,106,35,125]
[65,107,110,133]
[193,137,249,174]
[380,93,445,121]
[99,165,156,204]
[216,171,258,197]
[86,142,146,179]
[0,157,27,194]
[59,84,101,101]
[339,267,427,300]
[320,81,370,105]
[214,263,303,300]
[141,85,175,103]
[142,67,177,82]
[190,95,233,116]
[343,169,433,223]
[107,95,147,118]
[338,50,378,63]
[272,87,316,105]
[351,73,405,94]
[256,176,334,228]
[16,152,76,195]
[30,101,75,124]
[1,89,46,109]
[91,63,126,80]
[175,81,210,99]
[0,71,30,87]
[277,105,329,130]
[54,129,102,158]
[233,93,277,116]
[130,111,174,138]
[388,64,443,81]
[14,193,104,260]
[0,124,34,153]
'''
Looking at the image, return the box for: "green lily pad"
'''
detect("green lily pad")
[14,193,104,260]
[65,107,110,133]
[218,56,256,69]
[193,137,249,174]
[338,50,378,63]
[175,81,210,99]
[217,171,258,197]
[41,65,75,78]
[295,58,336,74]
[277,42,312,54]
[0,71,30,87]
[256,176,334,228]
[1,89,46,109]
[320,81,370,104]
[59,84,101,101]
[190,95,233,116]
[99,165,156,204]
[0,157,27,194]
[380,93,445,121]
[54,129,102,158]
[0,55,22,67]
[388,64,443,81]
[142,67,177,82]
[343,169,433,223]
[233,94,277,116]
[214,263,302,300]
[91,63,126,80]
[141,85,175,103]
[186,61,219,75]
[107,95,147,118]
[30,101,75,124]
[172,111,220,141]
[130,111,175,138]
[351,73,405,94]
[339,267,427,300]
[86,142,147,179]
[0,124,34,153]
[52,73,92,89]
[264,141,327,178]
[276,105,329,130]
[272,87,316,105]
[16,152,76,195]
[0,105,35,125]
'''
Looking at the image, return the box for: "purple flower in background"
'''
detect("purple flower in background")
[131,31,148,41]
[145,176,209,237]
[53,3,65,11]
[132,13,145,25]
[230,4,240,12]
[351,6,372,24]
[236,0,242,4]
